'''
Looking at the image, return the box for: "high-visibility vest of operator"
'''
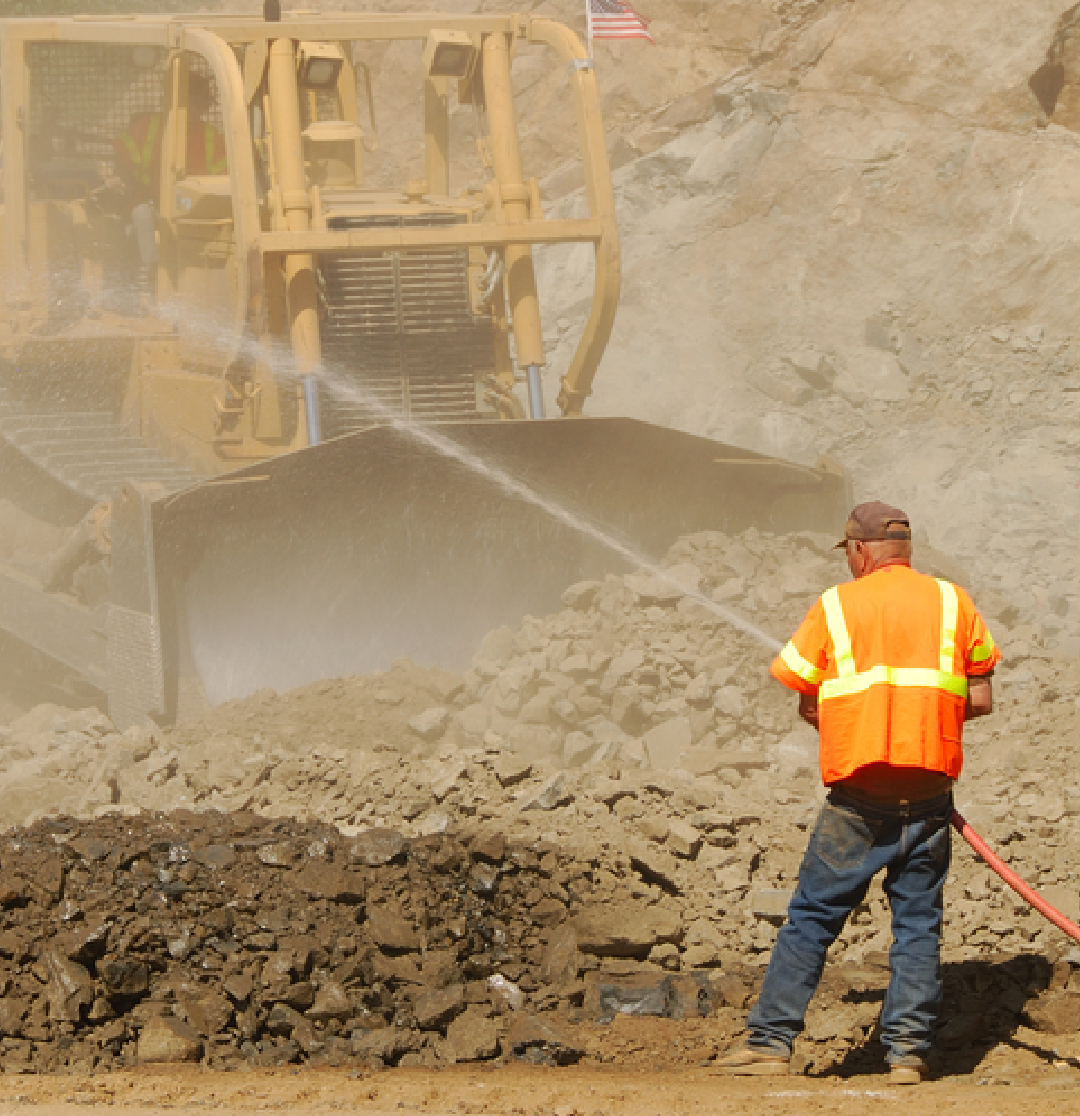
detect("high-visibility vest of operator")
[714,501,1000,1086]
[113,73,227,206]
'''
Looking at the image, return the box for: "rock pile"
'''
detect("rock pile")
[0,809,737,1074]
[0,809,1074,1078]
[1,527,1079,1075]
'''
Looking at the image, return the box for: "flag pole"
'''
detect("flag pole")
[584,0,595,66]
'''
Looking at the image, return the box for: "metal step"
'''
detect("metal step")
[0,400,201,501]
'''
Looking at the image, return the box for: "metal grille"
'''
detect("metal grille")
[25,44,221,194]
[319,213,495,431]
[106,603,166,730]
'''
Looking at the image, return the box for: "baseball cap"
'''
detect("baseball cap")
[834,501,912,549]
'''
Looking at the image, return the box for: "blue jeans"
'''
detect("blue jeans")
[746,788,952,1066]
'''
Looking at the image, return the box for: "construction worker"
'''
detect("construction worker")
[110,73,227,293]
[113,72,227,203]
[713,501,1000,1085]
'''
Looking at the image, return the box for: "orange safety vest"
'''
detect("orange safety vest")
[115,112,227,193]
[770,564,1000,784]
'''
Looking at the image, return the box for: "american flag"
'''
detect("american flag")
[587,0,654,42]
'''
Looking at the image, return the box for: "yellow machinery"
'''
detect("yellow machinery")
[0,10,849,726]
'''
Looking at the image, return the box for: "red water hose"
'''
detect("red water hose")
[951,809,1080,945]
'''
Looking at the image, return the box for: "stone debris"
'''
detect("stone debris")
[0,528,1077,1074]
[0,810,730,1074]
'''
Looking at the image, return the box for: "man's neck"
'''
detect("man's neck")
[866,558,911,574]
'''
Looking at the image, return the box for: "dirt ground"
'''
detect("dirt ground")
[3,1011,1080,1116]
[0,1059,1077,1116]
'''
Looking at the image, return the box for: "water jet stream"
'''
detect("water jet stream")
[313,367,786,655]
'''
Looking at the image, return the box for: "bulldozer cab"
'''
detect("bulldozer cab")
[1,14,621,480]
[15,45,230,318]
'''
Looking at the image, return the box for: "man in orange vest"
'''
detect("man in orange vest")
[110,74,227,295]
[714,501,999,1084]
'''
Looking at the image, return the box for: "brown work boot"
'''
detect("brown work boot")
[888,1058,928,1085]
[710,1045,790,1076]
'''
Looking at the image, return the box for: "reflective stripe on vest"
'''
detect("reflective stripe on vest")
[119,113,162,187]
[818,578,968,702]
[970,631,997,663]
[779,640,825,685]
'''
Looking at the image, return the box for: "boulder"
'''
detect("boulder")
[1025,990,1080,1034]
[493,754,533,787]
[507,724,561,763]
[752,888,794,921]
[413,983,465,1030]
[0,996,28,1037]
[43,949,94,1023]
[574,903,682,958]
[366,907,420,952]
[445,1009,499,1061]
[408,707,450,742]
[177,989,234,1036]
[99,958,149,996]
[137,1014,203,1063]
[504,1014,584,1065]
[306,981,351,1022]
[539,924,582,987]
[666,819,702,859]
[522,773,572,811]
[347,828,407,867]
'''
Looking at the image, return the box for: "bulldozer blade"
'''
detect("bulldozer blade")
[149,417,849,712]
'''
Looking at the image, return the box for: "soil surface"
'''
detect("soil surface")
[0,1060,1077,1116]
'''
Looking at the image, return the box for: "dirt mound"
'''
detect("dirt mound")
[0,809,1070,1078]
[0,809,729,1073]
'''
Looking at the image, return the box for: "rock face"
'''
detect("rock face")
[515,0,1080,655]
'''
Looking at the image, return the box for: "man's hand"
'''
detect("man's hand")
[798,691,819,729]
[965,676,993,720]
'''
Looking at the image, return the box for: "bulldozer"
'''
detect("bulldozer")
[0,9,850,728]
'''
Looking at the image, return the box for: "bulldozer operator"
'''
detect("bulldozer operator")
[108,73,227,296]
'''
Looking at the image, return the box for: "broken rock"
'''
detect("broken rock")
[137,1014,203,1063]
[445,1009,499,1061]
[413,983,465,1030]
[574,903,682,958]
[504,1014,583,1066]
[366,907,419,952]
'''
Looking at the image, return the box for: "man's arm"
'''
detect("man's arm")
[798,691,819,729]
[965,674,993,720]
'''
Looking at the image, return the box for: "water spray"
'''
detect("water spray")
[175,314,1079,944]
